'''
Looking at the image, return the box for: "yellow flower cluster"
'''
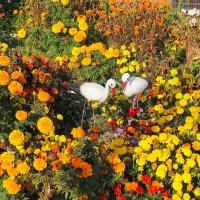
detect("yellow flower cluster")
[9,130,24,146]
[52,21,66,34]
[3,177,21,194]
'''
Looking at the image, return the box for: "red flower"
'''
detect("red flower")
[141,174,152,185]
[114,182,122,196]
[118,196,127,200]
[135,185,144,195]
[129,107,140,117]
[160,187,169,197]
[147,185,159,194]
[100,194,107,200]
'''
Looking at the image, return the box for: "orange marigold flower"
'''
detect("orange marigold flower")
[79,195,89,200]
[74,31,86,42]
[0,54,11,66]
[71,127,85,138]
[33,158,47,171]
[38,91,51,102]
[81,57,91,66]
[37,116,54,134]
[9,130,24,146]
[8,81,23,95]
[71,157,82,167]
[11,71,23,80]
[89,133,98,140]
[78,162,93,178]
[51,160,62,172]
[17,162,30,174]
[15,110,28,121]
[51,144,60,153]
[0,70,9,85]
[3,177,21,194]
[58,153,71,164]
[6,166,19,177]
[92,126,101,133]
[112,162,125,174]
[192,141,200,151]
[69,27,78,35]
[125,181,138,192]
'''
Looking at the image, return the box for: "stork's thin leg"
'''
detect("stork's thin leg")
[81,99,86,127]
[136,96,139,108]
[92,102,96,126]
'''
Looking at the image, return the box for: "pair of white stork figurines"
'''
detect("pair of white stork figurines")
[68,73,150,125]
[69,72,149,106]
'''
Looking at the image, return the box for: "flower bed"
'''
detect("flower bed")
[0,0,199,200]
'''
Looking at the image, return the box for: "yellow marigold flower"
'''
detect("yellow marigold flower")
[37,116,54,134]
[77,15,86,23]
[175,92,182,99]
[79,21,88,31]
[57,114,63,120]
[17,29,27,39]
[61,0,69,5]
[0,70,9,85]
[71,127,85,138]
[185,116,193,124]
[172,194,182,200]
[13,9,18,15]
[58,135,66,143]
[172,181,183,191]
[193,187,200,196]
[180,99,187,107]
[170,69,178,76]
[33,158,47,171]
[52,21,65,33]
[186,158,196,168]
[9,130,24,146]
[176,106,184,114]
[151,126,160,133]
[81,57,91,66]
[182,172,191,184]
[51,0,59,2]
[0,54,11,66]
[3,177,21,194]
[8,81,23,95]
[69,27,78,35]
[38,91,50,102]
[17,162,30,174]
[182,193,190,200]
[15,110,28,121]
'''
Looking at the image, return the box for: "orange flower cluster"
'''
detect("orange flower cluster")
[71,157,93,178]
[3,177,21,195]
[0,54,11,66]
[0,70,10,86]
[107,153,125,175]
[33,158,47,171]
[71,127,85,138]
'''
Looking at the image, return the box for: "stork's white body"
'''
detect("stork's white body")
[122,73,148,98]
[70,79,116,103]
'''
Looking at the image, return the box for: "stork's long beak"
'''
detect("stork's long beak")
[122,82,126,91]
[112,88,115,96]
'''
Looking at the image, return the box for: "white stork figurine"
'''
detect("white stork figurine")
[121,73,149,107]
[68,79,116,125]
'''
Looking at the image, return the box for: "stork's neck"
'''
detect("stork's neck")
[99,82,110,102]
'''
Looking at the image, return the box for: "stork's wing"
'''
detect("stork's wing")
[128,77,148,94]
[80,83,104,101]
